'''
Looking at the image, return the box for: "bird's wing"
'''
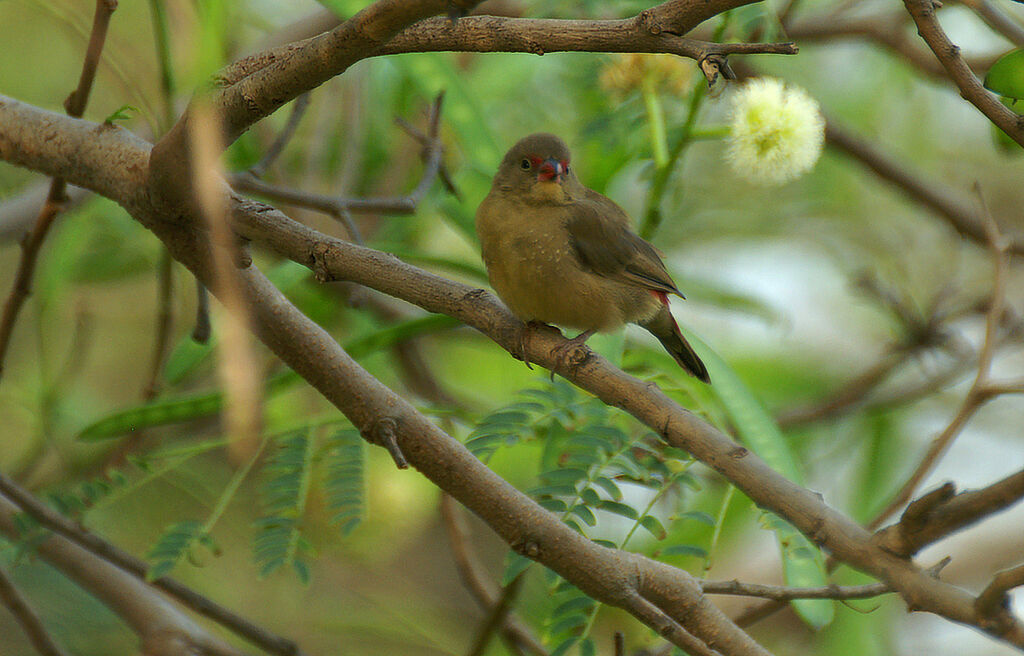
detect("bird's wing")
[580,187,632,228]
[566,198,682,297]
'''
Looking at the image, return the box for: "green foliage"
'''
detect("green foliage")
[478,379,714,651]
[254,430,316,583]
[79,313,459,440]
[984,49,1024,100]
[546,584,598,656]
[77,371,301,441]
[322,429,365,536]
[678,326,833,629]
[103,104,138,124]
[146,520,217,580]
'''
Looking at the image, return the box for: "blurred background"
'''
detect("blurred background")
[0,0,1022,654]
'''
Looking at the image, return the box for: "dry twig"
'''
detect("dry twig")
[0,0,117,379]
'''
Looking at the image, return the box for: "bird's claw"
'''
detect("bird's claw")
[548,329,596,380]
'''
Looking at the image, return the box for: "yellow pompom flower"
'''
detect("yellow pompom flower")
[726,77,825,185]
[600,53,693,98]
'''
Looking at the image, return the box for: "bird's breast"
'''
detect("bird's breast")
[479,210,657,331]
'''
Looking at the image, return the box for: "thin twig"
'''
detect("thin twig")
[249,93,311,179]
[466,574,525,656]
[143,251,175,400]
[440,495,549,656]
[0,565,71,656]
[701,579,892,601]
[786,11,998,79]
[192,280,211,343]
[230,93,451,231]
[976,564,1024,618]
[0,473,305,656]
[868,188,1011,530]
[958,0,1024,47]
[824,118,1024,256]
[874,469,1024,557]
[0,0,117,380]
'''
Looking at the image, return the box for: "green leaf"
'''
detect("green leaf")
[984,49,1024,100]
[503,552,533,586]
[81,315,456,440]
[677,327,833,629]
[323,430,365,537]
[548,614,587,638]
[78,372,299,440]
[539,468,589,485]
[677,510,716,526]
[550,637,581,656]
[661,544,707,558]
[254,431,315,580]
[571,504,597,527]
[598,500,638,520]
[593,476,623,501]
[104,104,137,124]
[639,515,667,540]
[992,96,1022,153]
[146,520,207,580]
[554,595,596,617]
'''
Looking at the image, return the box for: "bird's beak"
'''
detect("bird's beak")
[537,158,564,183]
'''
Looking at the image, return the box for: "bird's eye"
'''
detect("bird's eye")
[564,165,570,174]
[520,158,531,170]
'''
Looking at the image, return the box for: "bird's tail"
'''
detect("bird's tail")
[640,305,710,384]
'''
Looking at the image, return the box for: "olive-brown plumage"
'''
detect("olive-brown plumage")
[476,133,710,383]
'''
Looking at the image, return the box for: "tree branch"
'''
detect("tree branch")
[0,473,304,656]
[868,190,1012,530]
[377,14,796,59]
[701,578,892,601]
[0,0,117,379]
[439,495,548,656]
[874,469,1024,557]
[0,493,248,656]
[229,93,451,222]
[903,0,1024,148]
[0,564,71,656]
[824,116,1024,256]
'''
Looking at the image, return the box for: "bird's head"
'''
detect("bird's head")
[495,133,577,203]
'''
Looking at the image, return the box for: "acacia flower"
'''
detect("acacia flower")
[599,53,693,98]
[725,77,825,185]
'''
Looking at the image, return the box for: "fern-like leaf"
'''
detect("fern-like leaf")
[254,430,315,582]
[323,429,364,536]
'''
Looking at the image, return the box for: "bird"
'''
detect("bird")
[475,133,710,383]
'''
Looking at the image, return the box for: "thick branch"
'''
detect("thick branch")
[874,469,1024,557]
[0,97,762,655]
[378,13,796,59]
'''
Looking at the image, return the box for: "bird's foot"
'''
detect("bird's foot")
[549,329,596,380]
[515,321,557,370]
